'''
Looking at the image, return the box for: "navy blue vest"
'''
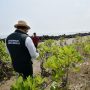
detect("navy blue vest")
[6,30,32,72]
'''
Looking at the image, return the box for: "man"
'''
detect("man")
[6,20,39,79]
[32,32,40,49]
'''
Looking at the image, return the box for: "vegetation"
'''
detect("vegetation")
[0,41,14,81]
[37,39,83,89]
[11,36,90,90]
[0,35,90,90]
[39,32,90,41]
[0,41,11,61]
[11,75,46,90]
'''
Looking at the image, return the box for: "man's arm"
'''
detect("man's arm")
[25,37,39,60]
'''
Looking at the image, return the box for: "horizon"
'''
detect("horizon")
[0,31,90,39]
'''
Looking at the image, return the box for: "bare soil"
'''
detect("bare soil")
[68,59,90,90]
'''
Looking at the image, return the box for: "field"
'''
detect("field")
[0,35,90,90]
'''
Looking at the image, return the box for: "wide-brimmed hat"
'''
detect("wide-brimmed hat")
[14,20,30,29]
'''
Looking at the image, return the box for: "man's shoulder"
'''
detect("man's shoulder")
[21,33,29,37]
[35,36,39,39]
[7,32,29,39]
[7,32,15,38]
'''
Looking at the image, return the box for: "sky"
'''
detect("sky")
[0,0,90,37]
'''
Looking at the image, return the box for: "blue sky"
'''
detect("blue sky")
[0,0,90,37]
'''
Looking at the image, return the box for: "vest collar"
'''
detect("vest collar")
[15,29,27,34]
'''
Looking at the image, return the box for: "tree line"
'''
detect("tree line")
[0,32,90,42]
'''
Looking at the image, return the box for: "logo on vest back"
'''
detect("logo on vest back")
[8,40,20,45]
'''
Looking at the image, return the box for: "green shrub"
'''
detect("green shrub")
[11,75,46,90]
[0,41,11,62]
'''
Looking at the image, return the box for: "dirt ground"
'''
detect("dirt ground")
[0,59,90,90]
[68,59,90,90]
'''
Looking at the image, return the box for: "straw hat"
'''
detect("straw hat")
[14,20,30,29]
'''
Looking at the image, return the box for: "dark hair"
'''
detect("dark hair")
[33,32,36,35]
